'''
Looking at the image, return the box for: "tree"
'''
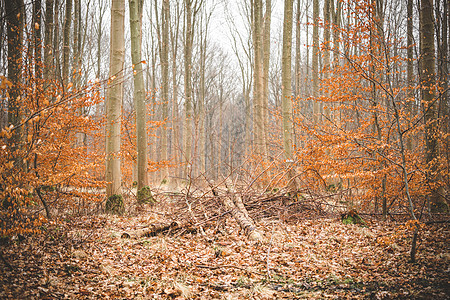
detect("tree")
[420,0,445,211]
[169,1,181,178]
[262,0,271,156]
[105,0,125,199]
[183,0,194,178]
[5,0,24,165]
[129,0,149,199]
[312,0,320,123]
[33,0,42,80]
[281,0,296,189]
[44,0,54,81]
[406,0,413,151]
[160,0,170,181]
[62,0,72,87]
[251,0,265,157]
[183,0,202,178]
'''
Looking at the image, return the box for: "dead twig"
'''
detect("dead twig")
[195,264,266,276]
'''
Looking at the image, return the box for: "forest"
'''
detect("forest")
[0,0,449,298]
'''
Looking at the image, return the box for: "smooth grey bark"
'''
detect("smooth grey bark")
[281,0,296,190]
[62,0,72,87]
[312,0,320,123]
[262,0,271,157]
[129,0,148,191]
[183,0,193,177]
[252,0,265,157]
[161,0,170,180]
[322,0,331,118]
[169,1,181,178]
[105,0,125,197]
[44,0,54,81]
[420,0,444,210]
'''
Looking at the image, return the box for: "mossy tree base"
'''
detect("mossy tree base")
[105,194,125,215]
[137,186,155,204]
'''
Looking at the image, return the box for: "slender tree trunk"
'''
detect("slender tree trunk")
[312,0,320,123]
[332,0,341,68]
[199,15,207,176]
[438,0,448,144]
[44,0,54,81]
[252,0,265,157]
[294,0,301,98]
[281,0,296,190]
[106,0,125,197]
[322,0,331,118]
[129,0,148,192]
[420,0,444,211]
[406,0,414,151]
[184,0,193,177]
[170,2,181,179]
[62,0,72,87]
[5,0,24,166]
[262,0,271,156]
[53,0,61,81]
[33,0,42,80]
[161,0,170,180]
[73,0,79,88]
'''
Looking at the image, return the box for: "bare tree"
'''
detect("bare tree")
[129,0,149,198]
[105,0,125,198]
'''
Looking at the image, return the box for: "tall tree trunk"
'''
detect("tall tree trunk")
[262,0,271,157]
[52,0,61,81]
[44,0,54,81]
[420,0,444,211]
[5,0,24,166]
[106,0,125,197]
[62,0,72,88]
[406,0,414,151]
[331,0,341,68]
[160,0,170,180]
[183,0,193,178]
[281,0,296,190]
[170,2,181,179]
[33,0,42,80]
[312,0,320,123]
[96,0,106,79]
[252,0,265,157]
[129,0,148,193]
[73,0,79,88]
[199,15,207,176]
[322,0,331,118]
[294,0,301,98]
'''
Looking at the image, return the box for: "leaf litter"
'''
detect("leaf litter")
[0,193,449,299]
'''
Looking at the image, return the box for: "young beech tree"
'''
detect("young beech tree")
[129,0,149,198]
[105,0,125,199]
[281,0,296,189]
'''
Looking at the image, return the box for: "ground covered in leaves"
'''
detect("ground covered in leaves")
[1,200,449,299]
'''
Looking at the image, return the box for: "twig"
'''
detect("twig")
[195,264,265,276]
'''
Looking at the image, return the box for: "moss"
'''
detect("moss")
[137,186,155,204]
[341,209,365,225]
[105,194,125,215]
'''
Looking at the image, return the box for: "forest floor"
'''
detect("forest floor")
[0,192,449,299]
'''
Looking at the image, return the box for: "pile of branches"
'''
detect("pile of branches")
[138,178,349,239]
